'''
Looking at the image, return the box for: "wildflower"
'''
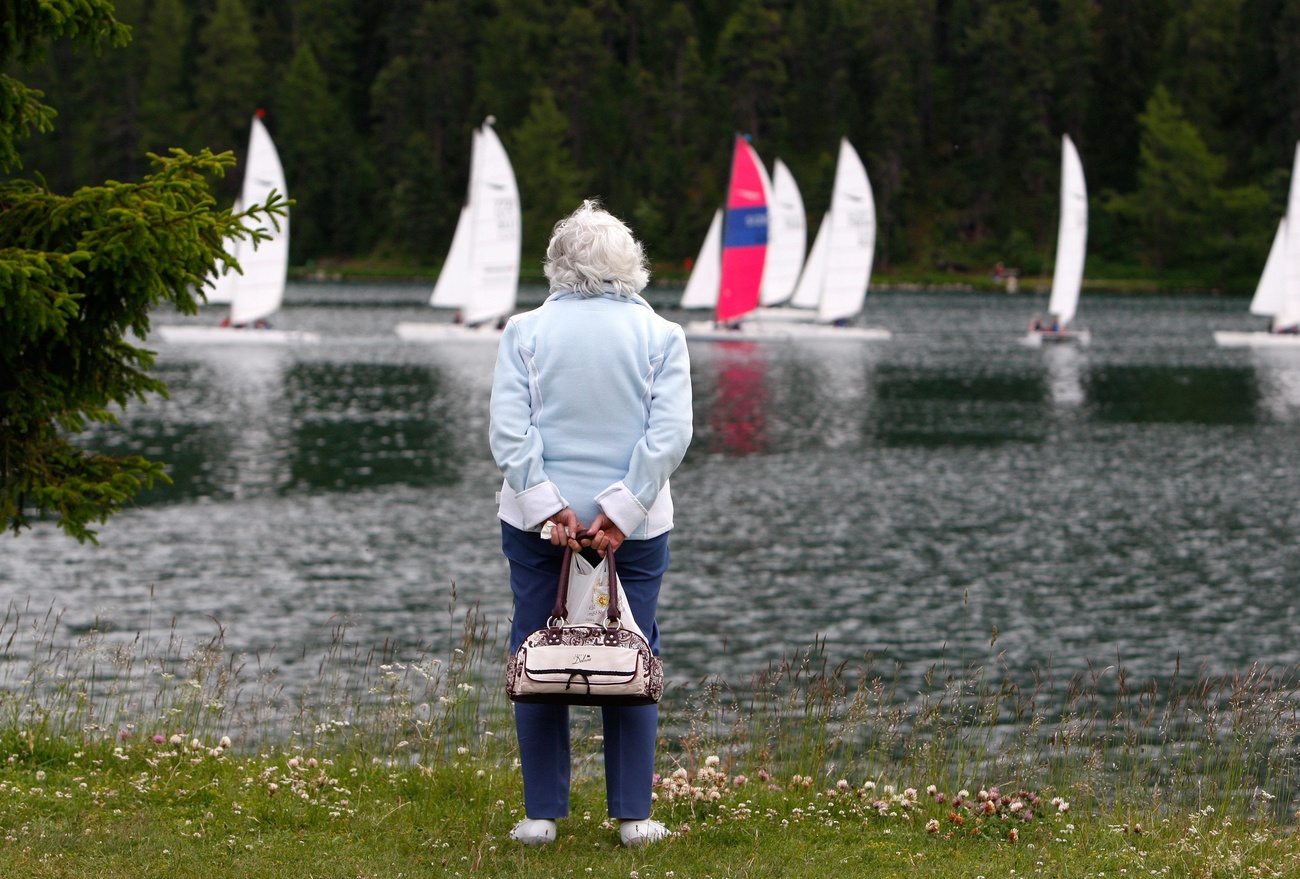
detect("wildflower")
[733,775,747,787]
[169,734,183,746]
[152,735,166,745]
[189,739,201,751]
[1051,797,1070,813]
[837,779,851,791]
[758,769,771,782]
[863,781,876,791]
[903,788,918,802]
[456,747,469,756]
[1008,828,1019,844]
[266,783,279,795]
[1009,800,1025,813]
[926,785,938,797]
[705,756,720,768]
[926,819,940,833]
[35,771,45,782]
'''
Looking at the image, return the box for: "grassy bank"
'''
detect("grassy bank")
[0,603,1297,877]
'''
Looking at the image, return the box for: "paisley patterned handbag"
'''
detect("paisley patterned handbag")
[506,540,664,706]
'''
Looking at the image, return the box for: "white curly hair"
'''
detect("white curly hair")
[543,199,650,298]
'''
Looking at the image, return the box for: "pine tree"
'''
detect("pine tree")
[137,0,191,158]
[508,89,589,261]
[191,0,266,160]
[1,0,287,541]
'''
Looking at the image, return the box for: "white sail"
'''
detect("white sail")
[460,122,520,327]
[206,196,243,305]
[1046,134,1088,328]
[430,128,481,309]
[789,210,830,309]
[680,209,723,309]
[1274,143,1300,331]
[760,159,807,306]
[230,116,289,326]
[431,206,474,308]
[1250,219,1288,317]
[816,138,876,324]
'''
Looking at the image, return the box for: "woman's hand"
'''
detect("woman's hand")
[544,509,585,550]
[583,513,625,556]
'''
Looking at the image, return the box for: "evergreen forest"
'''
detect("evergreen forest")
[9,0,1300,291]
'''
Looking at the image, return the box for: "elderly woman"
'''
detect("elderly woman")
[490,200,692,848]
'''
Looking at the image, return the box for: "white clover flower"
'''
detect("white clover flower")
[925,818,940,833]
[958,789,970,799]
[169,734,183,746]
[705,755,720,768]
[863,781,876,791]
[836,779,850,791]
[219,736,232,750]
[927,784,938,797]
[903,788,918,801]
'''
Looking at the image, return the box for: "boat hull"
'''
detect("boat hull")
[1213,330,1300,348]
[683,320,890,342]
[394,322,505,343]
[154,325,319,345]
[744,306,819,323]
[1020,329,1091,348]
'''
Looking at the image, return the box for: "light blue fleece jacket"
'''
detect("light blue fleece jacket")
[489,289,693,539]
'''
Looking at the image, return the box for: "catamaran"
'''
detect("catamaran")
[1214,143,1300,348]
[1023,134,1089,347]
[395,118,521,342]
[157,113,317,344]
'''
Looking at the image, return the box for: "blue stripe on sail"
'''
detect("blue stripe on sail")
[724,206,768,248]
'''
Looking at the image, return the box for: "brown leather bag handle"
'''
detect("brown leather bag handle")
[549,533,620,627]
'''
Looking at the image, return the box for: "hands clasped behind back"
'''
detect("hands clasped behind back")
[544,509,625,555]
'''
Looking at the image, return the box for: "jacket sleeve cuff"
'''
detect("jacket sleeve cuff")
[595,482,648,536]
[515,481,567,530]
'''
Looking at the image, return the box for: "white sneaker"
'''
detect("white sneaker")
[509,818,557,846]
[619,819,672,847]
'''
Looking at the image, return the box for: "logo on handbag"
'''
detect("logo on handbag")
[572,653,592,663]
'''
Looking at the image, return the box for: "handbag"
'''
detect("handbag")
[506,538,664,706]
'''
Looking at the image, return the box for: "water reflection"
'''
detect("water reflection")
[1249,350,1300,423]
[872,366,1046,446]
[1043,344,1086,409]
[703,343,769,455]
[1089,365,1259,424]
[285,363,459,490]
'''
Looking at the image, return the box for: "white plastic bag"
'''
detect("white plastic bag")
[563,551,648,641]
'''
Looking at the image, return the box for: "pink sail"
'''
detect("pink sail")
[716,136,769,324]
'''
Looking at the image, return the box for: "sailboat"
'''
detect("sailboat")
[1023,134,1089,347]
[682,135,770,340]
[395,118,521,341]
[781,138,888,335]
[750,159,808,316]
[684,138,888,341]
[157,113,316,345]
[1214,143,1300,348]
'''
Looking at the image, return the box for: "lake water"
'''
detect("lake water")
[3,283,1298,699]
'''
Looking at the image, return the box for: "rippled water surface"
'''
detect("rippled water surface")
[3,283,1298,695]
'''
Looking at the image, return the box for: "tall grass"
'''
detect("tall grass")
[1,590,1296,828]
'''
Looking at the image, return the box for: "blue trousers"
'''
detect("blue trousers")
[502,523,669,820]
